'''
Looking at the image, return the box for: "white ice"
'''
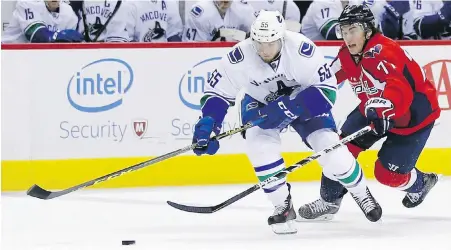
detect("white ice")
[2,178,451,250]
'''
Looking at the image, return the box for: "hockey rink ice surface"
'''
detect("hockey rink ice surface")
[3,178,451,250]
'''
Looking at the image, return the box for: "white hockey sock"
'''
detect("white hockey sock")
[334,160,368,197]
[254,158,289,206]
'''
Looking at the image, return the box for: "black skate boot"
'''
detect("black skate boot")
[351,187,382,222]
[296,198,342,221]
[268,184,297,234]
[402,173,439,208]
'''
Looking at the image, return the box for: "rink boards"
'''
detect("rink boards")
[2,41,451,191]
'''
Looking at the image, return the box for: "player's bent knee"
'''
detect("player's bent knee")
[345,141,364,158]
[374,160,410,188]
[245,127,281,159]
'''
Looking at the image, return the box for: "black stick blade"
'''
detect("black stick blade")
[166,201,216,214]
[26,185,53,200]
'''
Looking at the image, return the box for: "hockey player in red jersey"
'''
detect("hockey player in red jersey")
[297,4,441,221]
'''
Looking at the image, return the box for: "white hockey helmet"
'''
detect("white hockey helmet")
[251,10,286,43]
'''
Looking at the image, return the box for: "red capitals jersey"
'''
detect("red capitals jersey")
[331,33,441,135]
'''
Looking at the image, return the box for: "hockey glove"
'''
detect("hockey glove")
[53,29,84,42]
[257,95,300,130]
[192,116,220,156]
[364,97,395,136]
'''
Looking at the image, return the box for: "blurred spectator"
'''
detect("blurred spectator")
[2,0,82,43]
[301,0,345,40]
[411,0,451,39]
[301,0,408,40]
[386,0,417,39]
[182,0,255,41]
[75,0,130,42]
[250,0,302,32]
[295,0,313,21]
[126,0,183,42]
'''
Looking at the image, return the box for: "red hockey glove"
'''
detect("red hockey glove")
[364,97,395,135]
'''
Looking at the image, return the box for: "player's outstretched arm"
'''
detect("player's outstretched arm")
[192,55,242,155]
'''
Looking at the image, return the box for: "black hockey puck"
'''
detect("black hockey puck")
[122,240,135,245]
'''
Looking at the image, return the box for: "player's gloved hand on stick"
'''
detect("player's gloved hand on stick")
[364,97,395,136]
[192,116,220,156]
[53,29,84,42]
[257,95,300,130]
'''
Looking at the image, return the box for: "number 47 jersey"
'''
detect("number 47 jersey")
[331,33,440,135]
[203,31,337,115]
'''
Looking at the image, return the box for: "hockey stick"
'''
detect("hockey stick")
[81,0,122,42]
[26,117,266,200]
[167,125,373,214]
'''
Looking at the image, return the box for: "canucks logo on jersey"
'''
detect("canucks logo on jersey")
[143,22,165,42]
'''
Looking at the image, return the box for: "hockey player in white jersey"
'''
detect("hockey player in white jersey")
[77,0,130,42]
[127,0,183,42]
[249,0,302,32]
[191,10,382,235]
[183,0,255,42]
[301,0,403,40]
[410,0,451,40]
[2,0,82,43]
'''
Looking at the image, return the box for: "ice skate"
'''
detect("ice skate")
[296,198,342,221]
[267,184,297,234]
[402,173,439,208]
[351,187,382,222]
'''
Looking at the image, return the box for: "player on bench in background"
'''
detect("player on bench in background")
[182,0,255,42]
[298,4,441,221]
[2,0,82,43]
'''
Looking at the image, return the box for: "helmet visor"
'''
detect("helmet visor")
[335,22,365,40]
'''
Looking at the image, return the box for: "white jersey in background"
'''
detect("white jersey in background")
[250,0,301,32]
[182,0,255,42]
[127,0,183,42]
[204,31,336,106]
[301,0,387,40]
[301,0,343,40]
[2,0,78,43]
[78,0,129,42]
[250,0,300,21]
[410,0,450,39]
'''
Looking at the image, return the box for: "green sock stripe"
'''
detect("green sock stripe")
[339,162,361,184]
[257,168,284,182]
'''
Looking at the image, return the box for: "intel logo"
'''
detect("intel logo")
[67,58,134,113]
[179,57,221,110]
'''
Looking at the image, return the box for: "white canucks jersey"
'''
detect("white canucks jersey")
[78,0,129,42]
[301,0,343,40]
[127,0,183,42]
[250,0,301,21]
[301,0,387,40]
[182,0,255,41]
[2,0,78,43]
[410,0,450,39]
[203,31,337,106]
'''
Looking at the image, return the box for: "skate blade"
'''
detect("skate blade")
[296,214,335,222]
[270,220,297,235]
